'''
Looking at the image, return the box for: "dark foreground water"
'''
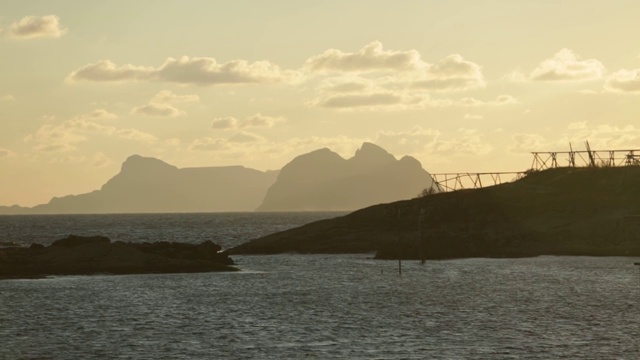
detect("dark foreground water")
[1,214,640,359]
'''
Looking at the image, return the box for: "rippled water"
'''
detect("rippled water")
[1,214,640,359]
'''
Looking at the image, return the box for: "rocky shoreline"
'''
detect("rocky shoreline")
[0,235,237,279]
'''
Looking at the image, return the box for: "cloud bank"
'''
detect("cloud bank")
[8,15,67,39]
[68,57,302,85]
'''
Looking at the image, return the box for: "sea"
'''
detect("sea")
[1,213,639,359]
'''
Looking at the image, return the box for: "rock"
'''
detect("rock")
[0,235,237,279]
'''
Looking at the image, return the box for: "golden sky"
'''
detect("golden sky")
[1,1,640,206]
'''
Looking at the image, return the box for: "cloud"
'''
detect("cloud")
[131,90,198,117]
[604,68,640,94]
[151,90,199,103]
[189,137,229,151]
[211,117,238,129]
[375,126,492,157]
[411,54,485,91]
[25,109,157,152]
[315,92,410,109]
[312,90,516,111]
[306,43,484,92]
[456,95,519,107]
[8,15,67,39]
[68,57,302,85]
[228,131,263,143]
[304,41,424,73]
[115,129,158,144]
[80,108,118,120]
[514,49,605,82]
[67,60,155,82]
[211,113,286,129]
[0,94,16,101]
[131,103,184,117]
[240,113,285,128]
[509,122,640,154]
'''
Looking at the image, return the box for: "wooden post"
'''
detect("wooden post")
[419,208,426,264]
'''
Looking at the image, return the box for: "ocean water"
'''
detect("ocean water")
[1,213,640,359]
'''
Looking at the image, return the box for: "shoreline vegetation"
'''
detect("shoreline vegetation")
[0,235,236,280]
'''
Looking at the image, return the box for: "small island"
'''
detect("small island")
[0,235,237,279]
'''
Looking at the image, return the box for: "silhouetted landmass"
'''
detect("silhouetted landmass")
[232,166,640,258]
[0,235,236,279]
[257,142,438,211]
[0,155,278,214]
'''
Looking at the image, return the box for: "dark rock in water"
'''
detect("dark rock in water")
[0,235,237,279]
[51,234,110,248]
[232,166,640,259]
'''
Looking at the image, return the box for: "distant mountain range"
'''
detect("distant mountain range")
[0,155,279,214]
[256,142,437,211]
[0,143,437,214]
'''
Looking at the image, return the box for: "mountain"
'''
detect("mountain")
[1,155,278,214]
[256,142,438,211]
[231,166,640,258]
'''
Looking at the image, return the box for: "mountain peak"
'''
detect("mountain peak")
[121,154,178,173]
[351,142,395,164]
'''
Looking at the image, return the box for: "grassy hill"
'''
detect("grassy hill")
[231,166,640,259]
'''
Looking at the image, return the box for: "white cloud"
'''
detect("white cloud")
[211,114,286,129]
[515,49,605,82]
[304,41,424,73]
[68,57,302,85]
[8,15,67,39]
[131,90,198,117]
[67,60,155,83]
[211,117,238,129]
[604,68,640,94]
[411,54,485,91]
[131,103,184,117]
[0,94,16,101]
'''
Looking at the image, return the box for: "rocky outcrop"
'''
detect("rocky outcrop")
[232,166,640,258]
[256,142,438,211]
[2,155,279,214]
[0,235,237,279]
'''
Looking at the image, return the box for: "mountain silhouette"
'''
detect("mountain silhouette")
[256,142,437,211]
[1,155,278,214]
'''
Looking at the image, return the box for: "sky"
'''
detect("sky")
[1,1,640,207]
